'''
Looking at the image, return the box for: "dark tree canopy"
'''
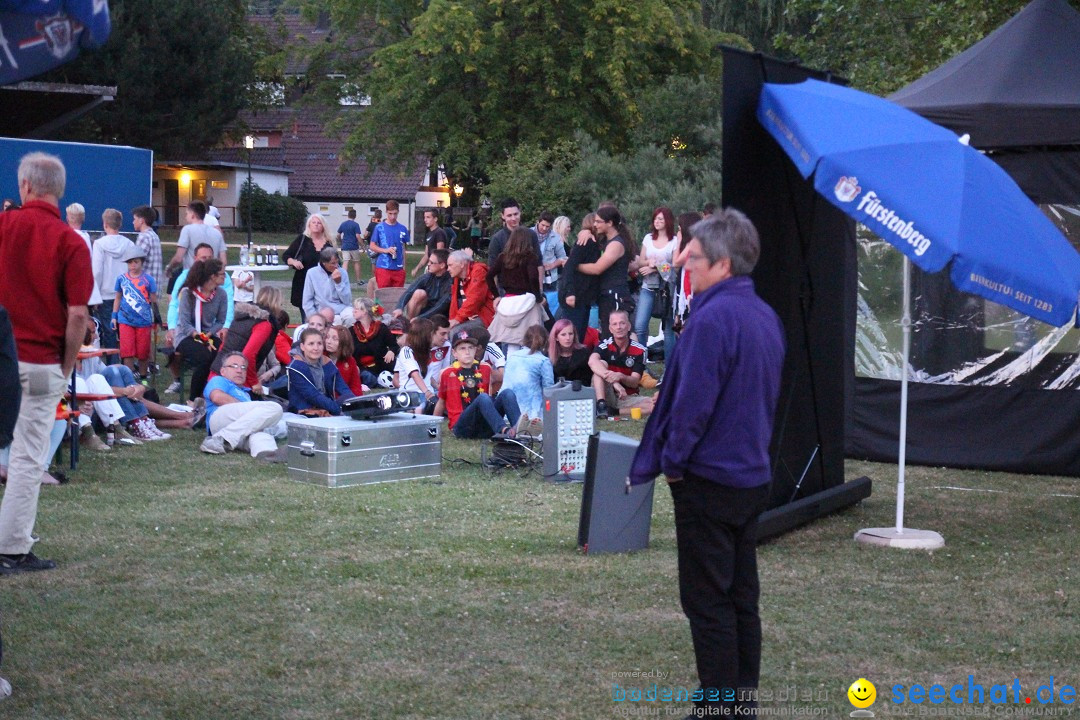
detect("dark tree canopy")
[45,0,261,156]
[777,0,1080,95]
[307,0,744,180]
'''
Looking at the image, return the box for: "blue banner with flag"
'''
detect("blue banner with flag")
[0,0,111,86]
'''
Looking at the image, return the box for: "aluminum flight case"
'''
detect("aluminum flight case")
[286,413,443,488]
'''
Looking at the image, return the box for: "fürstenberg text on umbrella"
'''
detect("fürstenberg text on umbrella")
[856,191,932,257]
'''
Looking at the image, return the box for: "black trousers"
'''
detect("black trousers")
[598,287,634,336]
[176,335,220,402]
[557,303,591,341]
[669,475,770,710]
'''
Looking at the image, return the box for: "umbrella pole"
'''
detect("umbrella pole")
[897,256,911,533]
[854,255,944,550]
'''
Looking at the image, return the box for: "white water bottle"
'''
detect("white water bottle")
[239,244,249,266]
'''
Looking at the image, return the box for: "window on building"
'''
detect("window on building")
[339,82,372,106]
[249,81,285,107]
[320,205,330,216]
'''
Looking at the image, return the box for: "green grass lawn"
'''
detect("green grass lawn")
[6,235,1078,716]
[2,403,1077,718]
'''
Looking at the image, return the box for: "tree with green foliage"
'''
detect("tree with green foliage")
[238,181,309,233]
[776,0,1078,95]
[45,0,264,156]
[479,139,589,223]
[485,132,722,237]
[483,72,724,234]
[311,0,746,183]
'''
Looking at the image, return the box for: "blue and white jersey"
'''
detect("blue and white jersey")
[372,221,409,271]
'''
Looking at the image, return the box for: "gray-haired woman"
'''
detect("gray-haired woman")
[301,245,353,324]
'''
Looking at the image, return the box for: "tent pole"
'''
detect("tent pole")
[897,256,911,534]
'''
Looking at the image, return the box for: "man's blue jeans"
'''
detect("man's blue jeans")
[452,389,521,439]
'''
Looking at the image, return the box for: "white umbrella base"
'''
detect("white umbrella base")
[854,527,944,550]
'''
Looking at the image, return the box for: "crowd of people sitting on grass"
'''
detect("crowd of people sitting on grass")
[8,195,713,480]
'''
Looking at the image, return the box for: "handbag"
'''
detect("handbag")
[651,282,673,320]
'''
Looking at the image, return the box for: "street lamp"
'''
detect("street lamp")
[452,184,464,206]
[243,135,254,253]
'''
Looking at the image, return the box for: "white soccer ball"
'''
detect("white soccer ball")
[377,371,395,389]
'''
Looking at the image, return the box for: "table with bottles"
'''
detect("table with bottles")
[227,244,289,296]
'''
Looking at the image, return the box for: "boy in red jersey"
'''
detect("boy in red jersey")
[434,327,522,439]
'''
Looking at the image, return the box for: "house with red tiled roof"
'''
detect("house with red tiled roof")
[151,10,451,236]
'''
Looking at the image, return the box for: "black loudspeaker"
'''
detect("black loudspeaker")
[578,432,655,555]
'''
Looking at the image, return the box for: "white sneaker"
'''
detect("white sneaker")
[165,380,182,394]
[200,435,227,454]
[140,417,171,441]
[0,676,11,699]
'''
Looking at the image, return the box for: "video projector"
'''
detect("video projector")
[341,390,423,420]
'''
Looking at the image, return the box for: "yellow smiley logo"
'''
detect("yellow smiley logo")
[848,678,877,709]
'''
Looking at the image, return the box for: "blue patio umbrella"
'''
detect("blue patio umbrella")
[757,78,1080,548]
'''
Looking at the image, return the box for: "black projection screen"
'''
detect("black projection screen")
[721,48,858,510]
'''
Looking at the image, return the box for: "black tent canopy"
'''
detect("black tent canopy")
[889,0,1080,203]
[849,0,1080,477]
[890,0,1080,147]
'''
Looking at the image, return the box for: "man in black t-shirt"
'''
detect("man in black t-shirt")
[442,210,458,249]
[362,208,382,259]
[412,209,448,277]
[398,249,452,319]
[486,198,542,291]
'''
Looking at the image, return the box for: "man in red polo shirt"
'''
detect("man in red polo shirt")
[0,152,92,574]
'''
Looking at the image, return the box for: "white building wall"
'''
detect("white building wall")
[415,189,451,208]
[250,170,289,196]
[152,167,291,226]
[303,200,418,240]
